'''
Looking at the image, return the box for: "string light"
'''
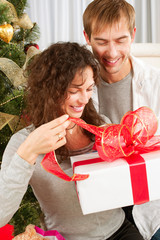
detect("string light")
[0,94,24,145]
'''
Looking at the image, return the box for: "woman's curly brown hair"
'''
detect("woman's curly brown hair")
[25,42,105,158]
[25,42,104,131]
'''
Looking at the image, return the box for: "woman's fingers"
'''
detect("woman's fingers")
[17,115,71,165]
[50,121,70,136]
[46,114,69,129]
[44,114,71,137]
[54,136,67,150]
[56,130,66,142]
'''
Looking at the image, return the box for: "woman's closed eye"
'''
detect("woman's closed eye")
[86,86,94,92]
[68,89,79,94]
[68,86,94,95]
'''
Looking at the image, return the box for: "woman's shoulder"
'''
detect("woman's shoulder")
[1,125,34,170]
[11,125,34,141]
[3,125,34,157]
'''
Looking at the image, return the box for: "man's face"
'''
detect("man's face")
[84,16,136,83]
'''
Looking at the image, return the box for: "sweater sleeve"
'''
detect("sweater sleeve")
[0,129,35,227]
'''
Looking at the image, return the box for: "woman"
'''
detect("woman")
[0,42,143,240]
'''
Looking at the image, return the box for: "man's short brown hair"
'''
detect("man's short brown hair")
[83,0,135,39]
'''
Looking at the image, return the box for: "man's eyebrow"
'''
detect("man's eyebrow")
[116,35,129,40]
[94,35,129,41]
[93,37,106,41]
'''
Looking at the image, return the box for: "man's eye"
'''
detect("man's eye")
[117,38,127,44]
[118,41,125,43]
[97,42,106,46]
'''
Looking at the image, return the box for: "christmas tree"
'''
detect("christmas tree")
[0,0,40,162]
[0,0,42,235]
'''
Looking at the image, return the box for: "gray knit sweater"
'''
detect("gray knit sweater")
[0,126,125,240]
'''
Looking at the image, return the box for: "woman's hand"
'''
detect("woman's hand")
[17,114,70,165]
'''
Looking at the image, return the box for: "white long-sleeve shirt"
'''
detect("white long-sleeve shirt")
[92,55,160,240]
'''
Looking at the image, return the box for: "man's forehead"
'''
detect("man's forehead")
[91,15,129,35]
[91,20,130,38]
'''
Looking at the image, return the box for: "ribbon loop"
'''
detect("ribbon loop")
[41,151,89,182]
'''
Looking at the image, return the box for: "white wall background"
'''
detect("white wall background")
[26,0,160,50]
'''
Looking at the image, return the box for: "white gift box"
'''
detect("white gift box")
[70,150,160,215]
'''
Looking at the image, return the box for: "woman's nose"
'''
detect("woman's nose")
[79,92,89,104]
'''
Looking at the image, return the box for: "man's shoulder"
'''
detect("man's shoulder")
[131,55,160,79]
[131,55,160,71]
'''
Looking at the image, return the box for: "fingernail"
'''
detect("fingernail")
[65,114,69,118]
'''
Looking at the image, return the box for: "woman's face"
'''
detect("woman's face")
[63,66,95,118]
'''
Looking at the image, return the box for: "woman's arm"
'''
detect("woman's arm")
[0,114,70,227]
[0,134,35,227]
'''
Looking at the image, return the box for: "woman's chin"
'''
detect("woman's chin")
[69,111,83,118]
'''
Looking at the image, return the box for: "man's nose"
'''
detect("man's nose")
[106,42,117,58]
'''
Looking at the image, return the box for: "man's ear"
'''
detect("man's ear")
[131,27,136,43]
[83,30,91,45]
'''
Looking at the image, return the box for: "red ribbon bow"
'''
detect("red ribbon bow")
[70,106,160,161]
[41,107,160,183]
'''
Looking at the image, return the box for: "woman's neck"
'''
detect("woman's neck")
[66,125,91,150]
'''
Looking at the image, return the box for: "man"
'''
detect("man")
[83,0,160,240]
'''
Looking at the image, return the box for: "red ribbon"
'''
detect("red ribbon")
[125,154,149,204]
[41,151,89,181]
[72,157,104,174]
[41,107,160,190]
[69,107,160,161]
